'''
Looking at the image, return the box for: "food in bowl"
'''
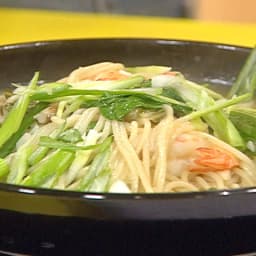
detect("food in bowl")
[0,48,255,193]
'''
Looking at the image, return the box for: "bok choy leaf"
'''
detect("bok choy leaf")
[78,137,112,191]
[22,150,75,187]
[154,74,245,149]
[0,72,39,148]
[228,47,256,98]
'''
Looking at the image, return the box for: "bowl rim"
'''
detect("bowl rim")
[0,37,251,53]
[0,37,254,201]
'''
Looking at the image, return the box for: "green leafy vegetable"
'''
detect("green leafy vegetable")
[78,137,112,191]
[28,146,49,166]
[229,107,256,141]
[39,136,110,152]
[64,129,101,186]
[0,72,39,148]
[181,93,251,121]
[159,75,245,149]
[83,90,191,120]
[228,47,256,98]
[7,119,61,184]
[0,102,48,158]
[22,150,74,187]
[32,76,145,101]
[62,96,85,118]
[33,83,189,120]
[28,126,65,166]
[32,82,71,99]
[58,128,83,143]
[96,94,163,121]
[162,87,185,102]
[161,88,192,116]
[88,168,111,192]
[194,91,245,149]
[7,146,33,184]
[31,84,187,108]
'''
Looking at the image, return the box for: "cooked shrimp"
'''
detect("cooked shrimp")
[167,133,240,176]
[191,147,239,172]
[163,71,178,76]
[94,70,130,81]
[66,62,127,82]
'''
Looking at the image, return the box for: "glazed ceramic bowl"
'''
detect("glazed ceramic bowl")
[0,39,255,256]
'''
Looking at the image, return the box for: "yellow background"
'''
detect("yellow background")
[1,7,255,47]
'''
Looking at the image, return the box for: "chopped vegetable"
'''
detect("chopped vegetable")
[0,102,48,158]
[39,136,109,152]
[22,150,74,187]
[228,47,256,98]
[229,107,256,140]
[58,128,83,143]
[90,94,163,121]
[64,129,101,186]
[0,72,39,148]
[28,126,64,166]
[157,74,245,149]
[229,107,256,153]
[78,137,112,191]
[181,93,251,121]
[32,85,190,120]
[7,146,33,184]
